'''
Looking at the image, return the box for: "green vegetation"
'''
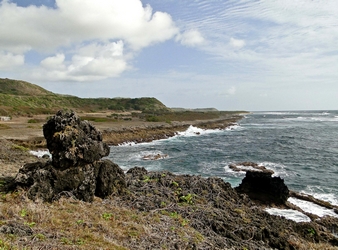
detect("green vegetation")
[0,78,170,116]
[11,144,29,152]
[143,110,245,123]
[0,78,246,123]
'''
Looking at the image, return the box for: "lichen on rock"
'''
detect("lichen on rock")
[43,110,110,169]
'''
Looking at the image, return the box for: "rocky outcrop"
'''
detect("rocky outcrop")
[117,167,338,249]
[236,170,289,205]
[0,221,33,236]
[43,110,110,169]
[12,110,126,202]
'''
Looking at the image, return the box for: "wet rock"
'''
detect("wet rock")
[229,162,274,174]
[12,110,126,202]
[289,190,336,210]
[235,170,289,205]
[142,153,168,160]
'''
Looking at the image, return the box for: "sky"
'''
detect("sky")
[0,0,337,111]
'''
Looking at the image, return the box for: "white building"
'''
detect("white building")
[0,116,11,121]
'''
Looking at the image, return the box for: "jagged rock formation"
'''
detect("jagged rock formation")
[236,170,289,205]
[43,111,110,169]
[116,167,338,249]
[13,110,126,202]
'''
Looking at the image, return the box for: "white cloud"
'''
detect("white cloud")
[177,29,205,47]
[229,38,245,49]
[0,0,178,51]
[0,51,24,70]
[41,54,66,71]
[36,41,127,81]
[0,0,179,80]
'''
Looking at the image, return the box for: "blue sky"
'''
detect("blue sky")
[0,0,337,111]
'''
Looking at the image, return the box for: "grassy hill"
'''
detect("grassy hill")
[0,78,170,116]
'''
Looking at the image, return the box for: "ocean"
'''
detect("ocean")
[108,110,338,222]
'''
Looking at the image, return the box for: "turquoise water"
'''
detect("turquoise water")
[108,110,338,206]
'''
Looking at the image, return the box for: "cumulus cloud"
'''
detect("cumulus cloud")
[0,51,24,70]
[40,54,66,71]
[36,41,127,81]
[0,0,178,80]
[177,29,205,47]
[0,0,178,51]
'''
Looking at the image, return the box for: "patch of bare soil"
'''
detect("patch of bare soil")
[0,139,37,177]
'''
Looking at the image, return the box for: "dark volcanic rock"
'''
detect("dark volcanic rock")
[43,110,110,169]
[236,170,289,205]
[12,110,126,202]
[14,160,126,202]
[0,221,33,236]
[95,160,126,198]
[118,168,337,249]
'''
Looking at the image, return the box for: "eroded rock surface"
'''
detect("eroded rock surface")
[116,167,338,249]
[43,110,110,169]
[235,170,289,205]
[12,110,126,202]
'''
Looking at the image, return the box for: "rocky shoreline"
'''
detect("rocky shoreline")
[102,115,241,145]
[1,112,338,249]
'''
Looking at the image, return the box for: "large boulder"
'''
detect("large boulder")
[13,110,126,202]
[43,110,110,169]
[14,160,125,202]
[235,170,289,205]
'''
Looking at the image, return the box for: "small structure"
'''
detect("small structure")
[0,116,11,121]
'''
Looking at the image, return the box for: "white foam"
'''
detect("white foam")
[225,124,241,131]
[128,150,168,161]
[29,150,51,158]
[282,115,338,123]
[258,161,290,178]
[223,165,247,178]
[117,138,167,147]
[177,125,221,137]
[265,208,311,222]
[288,197,338,218]
[118,141,138,147]
[257,112,300,115]
[224,161,289,179]
[300,186,338,206]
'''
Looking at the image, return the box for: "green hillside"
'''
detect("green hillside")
[0,78,170,116]
[0,78,54,96]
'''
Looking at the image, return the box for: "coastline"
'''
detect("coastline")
[1,113,338,249]
[0,114,242,177]
[101,114,241,145]
[0,114,243,148]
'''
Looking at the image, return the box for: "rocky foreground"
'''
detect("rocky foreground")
[0,111,338,249]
